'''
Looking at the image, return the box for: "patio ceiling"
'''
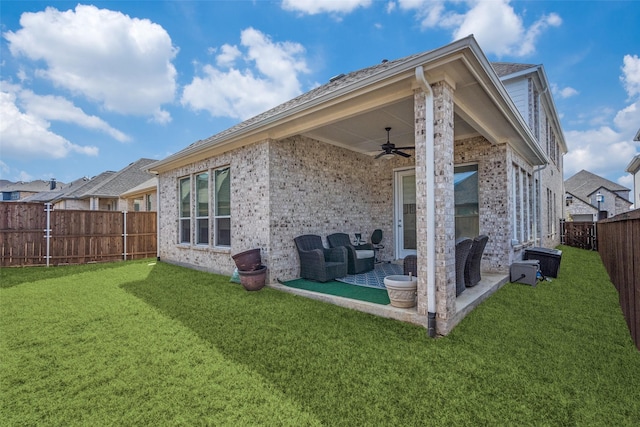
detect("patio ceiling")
[294,54,543,164]
[301,98,479,156]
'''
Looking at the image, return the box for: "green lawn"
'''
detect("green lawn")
[1,246,639,426]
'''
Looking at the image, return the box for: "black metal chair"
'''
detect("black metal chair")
[464,235,489,287]
[293,235,348,282]
[455,237,473,296]
[327,233,375,274]
[371,229,384,263]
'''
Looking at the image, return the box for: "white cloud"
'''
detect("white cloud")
[564,127,637,179]
[614,101,640,135]
[181,28,310,120]
[621,54,640,98]
[4,4,177,120]
[17,89,131,142]
[0,89,99,159]
[216,44,242,68]
[552,84,579,99]
[282,0,372,15]
[563,53,640,182]
[386,2,397,13]
[398,0,561,57]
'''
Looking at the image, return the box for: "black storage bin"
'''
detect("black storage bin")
[523,247,562,278]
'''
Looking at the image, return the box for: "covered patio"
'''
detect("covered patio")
[261,37,544,335]
[272,268,509,330]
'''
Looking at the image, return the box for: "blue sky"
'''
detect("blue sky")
[1,1,639,189]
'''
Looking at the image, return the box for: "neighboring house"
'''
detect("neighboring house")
[1,179,63,201]
[148,36,566,335]
[119,177,158,212]
[52,158,157,210]
[565,170,632,221]
[625,129,640,209]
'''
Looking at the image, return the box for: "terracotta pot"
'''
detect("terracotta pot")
[232,248,261,271]
[238,265,267,291]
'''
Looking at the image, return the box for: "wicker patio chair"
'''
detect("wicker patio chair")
[403,255,417,277]
[294,235,348,282]
[327,233,375,274]
[455,237,473,296]
[464,235,489,287]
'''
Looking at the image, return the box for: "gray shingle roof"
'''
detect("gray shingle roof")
[564,170,630,200]
[89,158,156,197]
[491,62,537,77]
[63,172,116,198]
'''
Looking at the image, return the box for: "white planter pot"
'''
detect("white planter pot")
[384,275,417,308]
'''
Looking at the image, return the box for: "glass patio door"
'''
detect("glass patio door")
[395,169,417,259]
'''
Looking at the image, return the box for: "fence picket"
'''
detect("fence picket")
[0,202,156,267]
[597,210,640,351]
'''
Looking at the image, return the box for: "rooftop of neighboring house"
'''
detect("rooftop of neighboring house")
[565,170,631,202]
[0,179,65,193]
[3,158,157,203]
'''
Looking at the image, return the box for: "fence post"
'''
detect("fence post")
[44,203,52,267]
[122,211,127,260]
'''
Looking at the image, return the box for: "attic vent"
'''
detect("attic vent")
[329,73,345,82]
[381,59,388,63]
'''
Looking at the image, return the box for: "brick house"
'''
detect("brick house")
[565,169,632,221]
[148,36,566,335]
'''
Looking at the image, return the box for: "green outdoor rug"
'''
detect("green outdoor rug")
[280,279,390,305]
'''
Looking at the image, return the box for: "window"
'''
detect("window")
[214,167,231,246]
[146,194,153,211]
[178,167,231,247]
[179,177,191,244]
[196,172,209,245]
[454,165,479,239]
[512,165,533,244]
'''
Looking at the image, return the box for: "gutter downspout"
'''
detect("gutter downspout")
[415,66,437,338]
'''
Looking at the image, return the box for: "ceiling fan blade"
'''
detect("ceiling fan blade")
[374,152,386,159]
[394,150,411,158]
[394,146,415,150]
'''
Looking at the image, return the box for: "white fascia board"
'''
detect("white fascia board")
[626,154,640,174]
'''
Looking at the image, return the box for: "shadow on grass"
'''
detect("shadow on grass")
[0,259,156,289]
[123,248,640,425]
[121,250,640,425]
[122,263,441,425]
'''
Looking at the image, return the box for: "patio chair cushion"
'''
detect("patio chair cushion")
[327,232,375,275]
[355,249,375,259]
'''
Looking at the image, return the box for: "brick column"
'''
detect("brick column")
[433,81,456,331]
[414,89,428,317]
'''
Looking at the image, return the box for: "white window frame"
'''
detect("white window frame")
[214,167,231,247]
[178,176,191,244]
[195,172,209,245]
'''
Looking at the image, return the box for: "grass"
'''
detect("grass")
[1,246,639,426]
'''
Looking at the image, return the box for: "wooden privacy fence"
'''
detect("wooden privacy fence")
[597,210,640,351]
[560,220,597,250]
[0,202,156,267]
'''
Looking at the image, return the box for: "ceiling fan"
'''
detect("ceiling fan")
[374,127,414,159]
